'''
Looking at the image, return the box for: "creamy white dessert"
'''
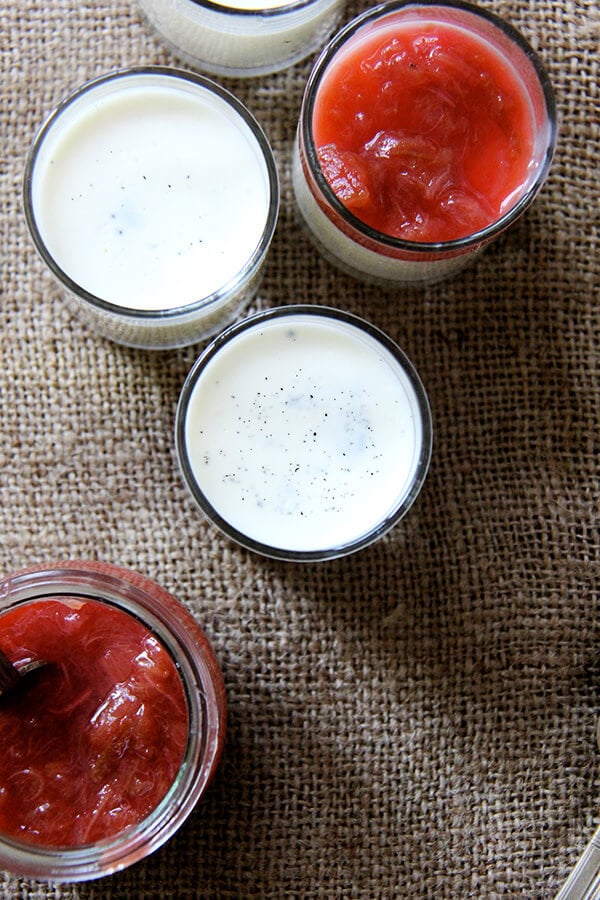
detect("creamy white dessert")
[177,307,432,559]
[25,70,279,347]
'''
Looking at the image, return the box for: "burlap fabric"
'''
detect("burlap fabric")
[0,0,598,896]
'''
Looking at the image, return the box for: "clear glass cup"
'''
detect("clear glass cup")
[293,0,557,286]
[138,0,345,78]
[0,560,226,882]
[23,67,279,349]
[175,304,433,561]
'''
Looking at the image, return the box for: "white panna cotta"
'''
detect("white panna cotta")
[138,0,344,78]
[176,306,432,560]
[24,68,279,348]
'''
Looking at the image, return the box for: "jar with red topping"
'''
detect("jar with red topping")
[293,0,557,286]
[0,561,226,882]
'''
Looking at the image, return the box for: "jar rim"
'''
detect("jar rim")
[179,0,337,18]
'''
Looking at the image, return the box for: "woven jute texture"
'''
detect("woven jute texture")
[0,0,598,896]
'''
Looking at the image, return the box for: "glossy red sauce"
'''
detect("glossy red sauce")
[0,598,189,847]
[313,20,535,242]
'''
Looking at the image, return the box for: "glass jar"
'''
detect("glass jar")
[138,0,345,78]
[175,304,433,561]
[23,67,279,349]
[293,0,557,286]
[0,560,226,881]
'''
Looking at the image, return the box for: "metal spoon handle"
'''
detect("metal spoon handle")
[556,826,600,899]
[0,648,21,694]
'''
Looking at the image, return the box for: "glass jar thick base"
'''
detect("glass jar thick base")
[57,265,264,350]
[292,145,480,287]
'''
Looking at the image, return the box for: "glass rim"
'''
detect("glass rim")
[22,65,280,322]
[178,0,336,18]
[175,304,433,562]
[299,0,558,255]
[0,560,226,881]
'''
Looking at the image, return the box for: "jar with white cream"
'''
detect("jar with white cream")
[175,305,433,561]
[138,0,344,78]
[23,67,279,349]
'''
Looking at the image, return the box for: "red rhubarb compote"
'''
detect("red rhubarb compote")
[313,18,536,242]
[0,597,188,847]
